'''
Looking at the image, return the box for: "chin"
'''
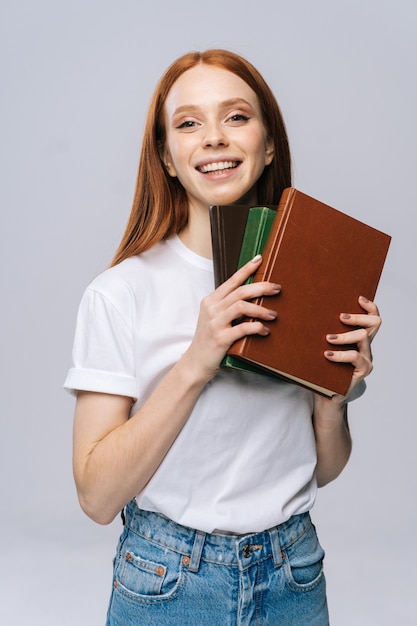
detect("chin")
[234,186,259,206]
[213,189,258,207]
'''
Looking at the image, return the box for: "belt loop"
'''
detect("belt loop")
[189,530,206,573]
[268,527,283,568]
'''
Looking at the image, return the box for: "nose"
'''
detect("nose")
[202,120,228,148]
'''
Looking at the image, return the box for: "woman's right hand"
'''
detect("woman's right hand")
[72,256,280,525]
[184,255,281,382]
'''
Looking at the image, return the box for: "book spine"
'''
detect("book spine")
[209,207,222,287]
[251,188,294,283]
[227,189,293,358]
[237,206,277,283]
[221,206,276,375]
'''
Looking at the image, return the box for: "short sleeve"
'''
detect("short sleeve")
[63,287,137,399]
[344,379,366,403]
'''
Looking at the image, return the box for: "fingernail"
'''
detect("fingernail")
[260,326,270,336]
[325,351,334,357]
[327,334,338,340]
[341,313,351,320]
[268,310,278,318]
[359,295,369,303]
[271,284,281,291]
[251,254,262,263]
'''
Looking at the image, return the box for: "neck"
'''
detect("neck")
[179,203,213,259]
[179,186,260,259]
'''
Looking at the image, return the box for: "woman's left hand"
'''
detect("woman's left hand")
[324,295,381,396]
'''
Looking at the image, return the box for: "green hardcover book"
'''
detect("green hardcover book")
[210,204,277,287]
[238,206,277,283]
[222,206,277,375]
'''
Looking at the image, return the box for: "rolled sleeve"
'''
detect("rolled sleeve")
[64,286,137,399]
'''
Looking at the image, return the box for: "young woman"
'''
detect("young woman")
[65,49,380,625]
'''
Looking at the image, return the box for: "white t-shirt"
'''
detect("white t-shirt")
[65,235,320,534]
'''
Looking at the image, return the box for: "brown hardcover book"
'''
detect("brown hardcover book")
[210,204,276,287]
[227,187,392,396]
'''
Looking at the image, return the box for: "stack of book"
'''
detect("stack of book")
[209,188,391,397]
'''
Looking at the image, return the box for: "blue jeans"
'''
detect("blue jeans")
[106,500,329,625]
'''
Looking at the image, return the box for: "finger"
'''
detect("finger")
[224,280,281,311]
[216,255,281,298]
[327,328,369,346]
[327,328,373,362]
[358,295,380,316]
[201,274,280,323]
[339,312,381,342]
[229,319,271,343]
[215,254,262,297]
[324,349,358,363]
[339,312,381,329]
[223,299,278,326]
[324,349,373,377]
[338,297,381,333]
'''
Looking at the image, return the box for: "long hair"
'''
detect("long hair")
[111,50,292,266]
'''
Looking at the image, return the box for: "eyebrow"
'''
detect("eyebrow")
[171,98,255,118]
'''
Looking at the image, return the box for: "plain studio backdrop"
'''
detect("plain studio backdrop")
[1,1,415,624]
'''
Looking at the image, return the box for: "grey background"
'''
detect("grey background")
[1,0,415,624]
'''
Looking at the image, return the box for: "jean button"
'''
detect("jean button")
[242,545,252,558]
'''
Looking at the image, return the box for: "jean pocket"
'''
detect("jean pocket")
[114,532,187,603]
[282,523,325,592]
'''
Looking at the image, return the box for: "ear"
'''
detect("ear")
[165,160,177,177]
[159,144,177,177]
[264,138,274,166]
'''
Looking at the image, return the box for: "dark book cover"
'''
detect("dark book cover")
[210,204,276,287]
[222,206,277,374]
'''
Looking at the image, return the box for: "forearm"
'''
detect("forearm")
[74,353,209,525]
[313,294,382,486]
[313,394,352,487]
[73,258,283,524]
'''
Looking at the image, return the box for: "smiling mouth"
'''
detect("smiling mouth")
[197,161,240,174]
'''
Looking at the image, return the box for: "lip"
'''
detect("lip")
[195,157,242,174]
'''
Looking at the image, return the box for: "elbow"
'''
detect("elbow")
[315,454,352,488]
[79,496,118,526]
[316,474,336,488]
[76,487,120,526]
[73,464,121,525]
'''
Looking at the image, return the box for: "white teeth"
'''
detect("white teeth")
[199,161,238,173]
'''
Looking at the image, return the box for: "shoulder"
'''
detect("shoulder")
[88,256,141,297]
[77,240,181,324]
[86,241,169,301]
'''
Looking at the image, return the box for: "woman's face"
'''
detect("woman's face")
[163,64,274,212]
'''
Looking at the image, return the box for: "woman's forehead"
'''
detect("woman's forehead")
[164,65,261,117]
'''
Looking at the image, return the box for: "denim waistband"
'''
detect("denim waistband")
[124,500,311,573]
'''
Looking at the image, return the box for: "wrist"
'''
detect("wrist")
[179,347,219,388]
[313,393,347,429]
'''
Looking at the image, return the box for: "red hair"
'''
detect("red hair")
[112,50,292,266]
